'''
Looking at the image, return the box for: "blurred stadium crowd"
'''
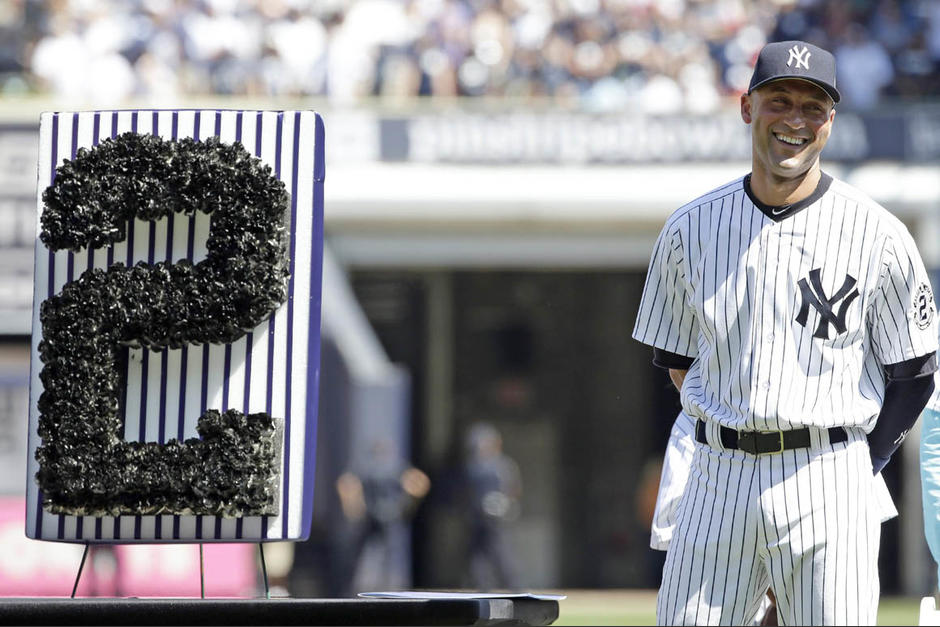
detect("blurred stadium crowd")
[0,0,938,112]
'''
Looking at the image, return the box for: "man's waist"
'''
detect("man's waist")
[695,419,849,455]
[682,393,878,431]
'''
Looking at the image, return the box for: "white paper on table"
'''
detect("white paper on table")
[358,591,566,601]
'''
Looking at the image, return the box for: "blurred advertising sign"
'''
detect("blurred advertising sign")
[0,496,256,597]
[379,110,940,164]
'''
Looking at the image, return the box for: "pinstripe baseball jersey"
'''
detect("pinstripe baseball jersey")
[633,173,939,432]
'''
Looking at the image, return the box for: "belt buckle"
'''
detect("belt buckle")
[738,430,783,455]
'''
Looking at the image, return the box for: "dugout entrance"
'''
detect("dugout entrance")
[349,268,677,589]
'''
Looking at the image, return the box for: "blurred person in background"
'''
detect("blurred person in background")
[336,437,430,595]
[461,421,522,591]
[835,22,894,109]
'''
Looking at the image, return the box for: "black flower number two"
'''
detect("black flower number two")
[36,132,290,517]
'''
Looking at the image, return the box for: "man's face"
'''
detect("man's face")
[741,79,835,181]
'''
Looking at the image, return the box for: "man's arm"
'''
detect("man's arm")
[653,347,694,393]
[868,353,938,474]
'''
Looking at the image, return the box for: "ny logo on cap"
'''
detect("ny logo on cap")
[787,45,811,70]
[796,269,859,339]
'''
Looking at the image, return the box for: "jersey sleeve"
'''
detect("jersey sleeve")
[633,223,699,358]
[869,226,939,365]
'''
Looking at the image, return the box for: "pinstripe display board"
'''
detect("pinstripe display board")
[26,110,324,542]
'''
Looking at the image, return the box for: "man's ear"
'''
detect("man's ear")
[741,92,752,124]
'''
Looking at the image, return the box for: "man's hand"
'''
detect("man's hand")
[668,368,688,393]
[871,453,890,475]
[336,472,366,521]
[760,589,778,626]
[401,467,431,499]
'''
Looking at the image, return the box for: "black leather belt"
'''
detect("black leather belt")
[695,419,847,455]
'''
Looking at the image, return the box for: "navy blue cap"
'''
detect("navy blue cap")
[748,40,840,104]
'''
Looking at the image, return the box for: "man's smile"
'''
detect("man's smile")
[774,132,808,146]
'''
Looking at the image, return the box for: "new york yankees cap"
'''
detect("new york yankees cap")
[748,40,841,104]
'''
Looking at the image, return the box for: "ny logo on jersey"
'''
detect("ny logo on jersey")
[796,269,859,339]
[787,45,811,70]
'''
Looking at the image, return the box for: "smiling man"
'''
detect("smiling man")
[633,41,938,625]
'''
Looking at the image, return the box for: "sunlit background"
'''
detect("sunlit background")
[0,0,938,620]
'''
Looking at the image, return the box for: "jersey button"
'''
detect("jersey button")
[761,381,771,390]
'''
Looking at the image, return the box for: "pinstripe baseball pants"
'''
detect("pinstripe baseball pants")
[657,426,880,626]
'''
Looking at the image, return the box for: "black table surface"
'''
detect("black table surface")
[0,597,560,626]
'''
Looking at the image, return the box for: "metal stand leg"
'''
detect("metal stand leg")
[71,544,90,598]
[199,544,205,599]
[258,543,270,600]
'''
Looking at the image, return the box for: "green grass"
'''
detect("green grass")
[552,590,920,626]
[878,597,919,626]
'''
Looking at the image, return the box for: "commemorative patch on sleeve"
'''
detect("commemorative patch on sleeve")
[910,282,937,330]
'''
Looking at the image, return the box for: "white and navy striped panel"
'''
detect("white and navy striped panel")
[26,110,324,543]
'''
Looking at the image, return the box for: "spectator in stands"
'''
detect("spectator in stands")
[836,22,895,109]
[5,0,939,110]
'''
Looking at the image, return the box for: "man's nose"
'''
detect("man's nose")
[783,108,806,128]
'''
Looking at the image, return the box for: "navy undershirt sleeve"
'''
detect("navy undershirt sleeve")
[867,352,938,474]
[653,347,695,371]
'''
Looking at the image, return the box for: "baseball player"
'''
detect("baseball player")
[634,40,938,626]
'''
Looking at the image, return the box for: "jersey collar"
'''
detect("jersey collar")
[744,172,833,222]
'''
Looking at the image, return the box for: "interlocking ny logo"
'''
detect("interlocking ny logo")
[787,45,811,70]
[796,269,859,339]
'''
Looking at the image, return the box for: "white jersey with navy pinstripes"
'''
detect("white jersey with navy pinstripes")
[633,174,939,432]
